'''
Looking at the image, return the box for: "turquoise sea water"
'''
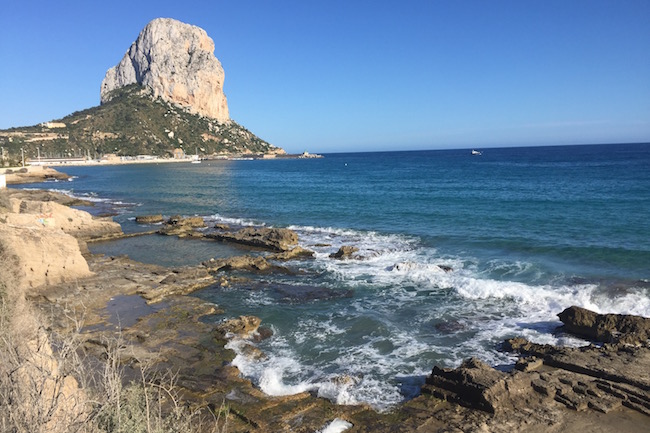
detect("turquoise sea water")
[24,142,650,409]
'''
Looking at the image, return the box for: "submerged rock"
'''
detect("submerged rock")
[268,283,353,303]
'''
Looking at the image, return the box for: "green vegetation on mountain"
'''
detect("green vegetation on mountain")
[0,84,282,161]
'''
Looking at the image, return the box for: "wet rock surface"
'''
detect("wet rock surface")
[329,245,359,259]
[206,227,299,252]
[558,305,650,345]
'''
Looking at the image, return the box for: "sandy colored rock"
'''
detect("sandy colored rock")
[7,197,122,241]
[101,18,230,123]
[268,246,314,260]
[3,166,69,184]
[217,315,262,338]
[0,215,92,291]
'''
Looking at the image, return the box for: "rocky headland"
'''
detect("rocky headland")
[1,166,70,184]
[0,18,285,161]
[1,188,648,432]
[101,18,230,123]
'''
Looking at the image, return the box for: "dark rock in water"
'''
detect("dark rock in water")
[438,265,453,273]
[329,245,359,259]
[253,326,274,342]
[135,214,164,224]
[206,227,298,252]
[434,320,466,334]
[558,305,650,345]
[268,283,354,303]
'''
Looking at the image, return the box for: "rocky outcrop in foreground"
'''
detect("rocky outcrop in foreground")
[101,18,230,123]
[0,189,122,290]
[420,307,650,431]
[2,166,69,184]
[558,305,650,345]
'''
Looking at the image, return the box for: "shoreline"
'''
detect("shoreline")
[1,186,649,432]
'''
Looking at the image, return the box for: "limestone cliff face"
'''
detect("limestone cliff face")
[101,18,230,123]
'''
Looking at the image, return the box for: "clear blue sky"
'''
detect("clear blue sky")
[1,0,649,153]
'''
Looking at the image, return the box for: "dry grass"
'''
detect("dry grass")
[0,255,228,433]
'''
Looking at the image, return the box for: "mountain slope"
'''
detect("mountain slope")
[0,85,284,160]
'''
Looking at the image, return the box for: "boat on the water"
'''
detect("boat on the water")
[471,150,482,155]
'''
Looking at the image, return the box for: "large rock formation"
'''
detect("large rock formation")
[101,18,230,123]
[558,305,650,345]
[206,227,299,252]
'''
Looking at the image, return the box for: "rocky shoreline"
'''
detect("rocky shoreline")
[1,187,649,432]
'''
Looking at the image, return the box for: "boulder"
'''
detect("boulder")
[207,227,299,252]
[216,315,262,338]
[558,305,650,345]
[329,245,359,259]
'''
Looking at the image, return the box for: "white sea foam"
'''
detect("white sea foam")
[219,221,650,411]
[206,213,262,227]
[318,418,353,433]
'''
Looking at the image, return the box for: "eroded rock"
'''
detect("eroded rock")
[424,358,507,413]
[217,315,262,338]
[558,305,650,345]
[206,227,299,252]
[203,255,273,272]
[329,245,359,259]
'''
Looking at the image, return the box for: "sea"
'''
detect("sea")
[21,142,650,410]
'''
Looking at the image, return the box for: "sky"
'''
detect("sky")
[1,0,649,153]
